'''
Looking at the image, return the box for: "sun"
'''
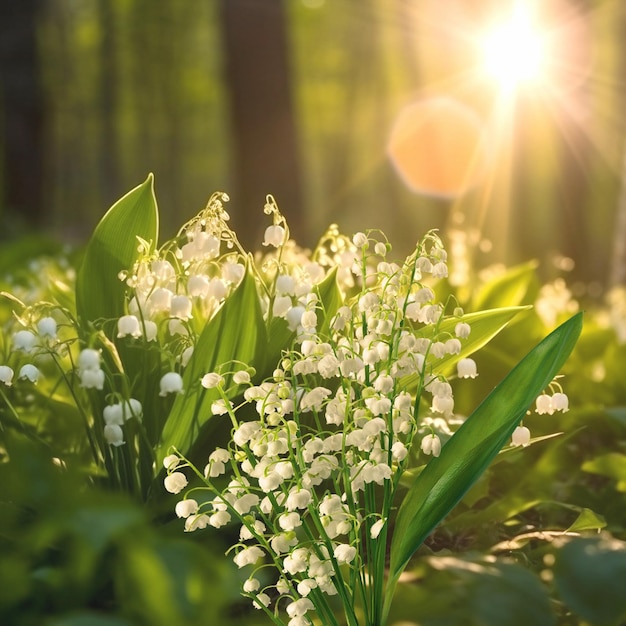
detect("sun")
[482,3,545,90]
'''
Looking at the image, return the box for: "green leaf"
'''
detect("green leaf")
[76,175,159,325]
[315,267,342,338]
[471,261,538,310]
[582,452,626,483]
[554,536,626,625]
[385,312,583,614]
[157,269,267,463]
[565,507,607,533]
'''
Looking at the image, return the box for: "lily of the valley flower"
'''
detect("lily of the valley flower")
[263,224,286,247]
[18,364,40,383]
[421,433,442,457]
[37,316,58,339]
[13,330,37,353]
[0,365,14,386]
[511,425,531,447]
[159,372,184,396]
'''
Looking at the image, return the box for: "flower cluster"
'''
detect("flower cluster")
[0,314,61,389]
[164,230,487,625]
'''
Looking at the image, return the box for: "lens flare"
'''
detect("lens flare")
[482,4,545,90]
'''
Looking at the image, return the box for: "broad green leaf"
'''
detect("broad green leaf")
[157,270,266,463]
[565,507,607,533]
[384,312,582,615]
[315,267,342,338]
[76,175,159,325]
[472,261,538,311]
[582,452,626,481]
[554,536,626,625]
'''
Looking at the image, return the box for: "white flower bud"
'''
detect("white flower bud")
[233,370,251,385]
[421,434,441,457]
[209,511,230,528]
[286,597,314,618]
[457,357,478,379]
[37,316,58,339]
[334,543,357,564]
[13,330,37,353]
[80,368,105,390]
[512,425,531,447]
[0,365,14,386]
[162,454,180,470]
[375,242,387,256]
[551,392,569,412]
[180,346,194,367]
[159,372,184,396]
[201,372,224,389]
[233,546,265,568]
[164,471,188,494]
[103,403,124,426]
[535,393,553,415]
[78,348,101,371]
[117,314,142,338]
[18,364,40,383]
[352,232,368,248]
[104,424,125,447]
[243,577,260,593]
[170,295,193,320]
[175,499,199,518]
[263,224,286,247]
[370,518,385,539]
[455,322,471,338]
[252,593,271,610]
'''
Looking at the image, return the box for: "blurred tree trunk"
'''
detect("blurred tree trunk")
[218,0,304,248]
[97,0,120,199]
[0,0,45,228]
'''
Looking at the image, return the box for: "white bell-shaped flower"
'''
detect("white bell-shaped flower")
[457,357,478,379]
[421,433,442,457]
[13,330,37,353]
[159,372,184,396]
[175,499,199,518]
[263,224,286,247]
[0,365,14,386]
[535,393,553,415]
[170,295,193,320]
[18,364,40,383]
[37,316,58,339]
[164,471,188,494]
[117,314,142,338]
[512,425,531,447]
[80,368,105,390]
[78,349,101,372]
[104,424,125,447]
[551,392,569,412]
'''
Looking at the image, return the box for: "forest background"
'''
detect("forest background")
[1,0,624,295]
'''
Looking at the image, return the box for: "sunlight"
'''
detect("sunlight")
[482,3,545,90]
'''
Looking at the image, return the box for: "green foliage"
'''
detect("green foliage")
[76,174,159,324]
[0,435,224,626]
[2,178,622,626]
[385,312,583,616]
[390,555,556,626]
[157,268,267,463]
[553,536,626,626]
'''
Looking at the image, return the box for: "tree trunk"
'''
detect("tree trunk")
[218,0,304,248]
[0,0,45,228]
